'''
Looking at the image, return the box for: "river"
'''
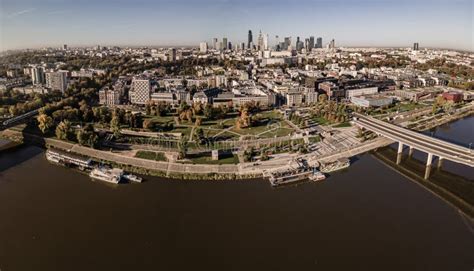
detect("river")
[0,117,473,271]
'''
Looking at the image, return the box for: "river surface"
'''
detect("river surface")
[0,117,473,271]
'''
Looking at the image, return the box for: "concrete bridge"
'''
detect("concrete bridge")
[353,113,474,179]
[0,109,39,131]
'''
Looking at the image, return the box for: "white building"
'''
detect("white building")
[99,87,121,106]
[199,42,208,53]
[130,78,151,105]
[31,66,45,85]
[45,71,68,93]
[346,87,378,99]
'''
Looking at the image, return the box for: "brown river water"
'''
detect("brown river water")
[0,117,473,271]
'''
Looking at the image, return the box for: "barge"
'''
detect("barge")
[264,158,326,187]
[320,158,350,173]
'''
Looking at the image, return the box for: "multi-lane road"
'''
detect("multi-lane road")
[354,113,474,167]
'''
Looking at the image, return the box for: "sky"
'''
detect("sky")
[0,0,473,52]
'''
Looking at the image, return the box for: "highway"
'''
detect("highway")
[354,113,474,167]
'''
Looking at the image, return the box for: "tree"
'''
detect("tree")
[110,115,121,137]
[178,136,188,159]
[37,113,54,134]
[195,117,202,127]
[55,120,73,140]
[318,94,328,103]
[142,119,154,130]
[77,124,98,148]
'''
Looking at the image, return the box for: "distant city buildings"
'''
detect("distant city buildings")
[413,42,420,51]
[199,42,208,53]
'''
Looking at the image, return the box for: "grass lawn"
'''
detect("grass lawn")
[333,121,352,128]
[312,117,330,125]
[188,153,239,165]
[135,150,167,162]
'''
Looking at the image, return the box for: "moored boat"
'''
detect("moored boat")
[123,173,143,183]
[89,167,123,184]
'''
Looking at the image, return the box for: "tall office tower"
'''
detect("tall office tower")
[317,37,323,48]
[413,42,419,51]
[130,78,151,105]
[309,36,315,50]
[257,31,264,51]
[263,34,269,50]
[223,38,228,50]
[284,37,291,50]
[228,42,232,50]
[248,30,253,49]
[46,71,69,93]
[200,42,208,53]
[296,37,300,47]
[241,42,246,51]
[329,39,336,49]
[212,38,218,49]
[170,48,177,61]
[31,66,45,85]
[63,44,68,50]
[216,41,223,51]
[304,38,310,50]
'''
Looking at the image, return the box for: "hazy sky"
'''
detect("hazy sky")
[0,0,473,51]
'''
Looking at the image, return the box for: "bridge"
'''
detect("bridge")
[0,109,39,131]
[353,113,474,179]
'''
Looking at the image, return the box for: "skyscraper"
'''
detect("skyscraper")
[413,42,419,51]
[200,42,208,53]
[248,30,253,49]
[263,34,269,51]
[223,37,228,50]
[316,37,323,48]
[284,37,291,50]
[257,31,264,51]
[309,36,315,50]
[212,38,218,49]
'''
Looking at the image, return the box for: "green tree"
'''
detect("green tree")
[37,113,54,134]
[77,124,98,148]
[55,120,73,140]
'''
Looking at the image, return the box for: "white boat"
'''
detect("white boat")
[89,167,123,184]
[123,174,143,183]
[320,158,350,173]
[309,170,326,182]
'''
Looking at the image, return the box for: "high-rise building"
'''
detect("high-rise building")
[309,36,315,50]
[45,71,68,93]
[329,39,336,49]
[248,30,253,49]
[31,66,45,85]
[257,31,264,51]
[263,34,269,51]
[284,37,291,50]
[200,42,208,53]
[130,78,151,105]
[63,44,67,50]
[170,48,177,61]
[212,38,218,49]
[413,42,419,51]
[316,37,323,48]
[99,87,121,106]
[223,38,228,50]
[241,42,246,51]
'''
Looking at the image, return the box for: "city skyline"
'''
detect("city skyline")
[0,0,473,52]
